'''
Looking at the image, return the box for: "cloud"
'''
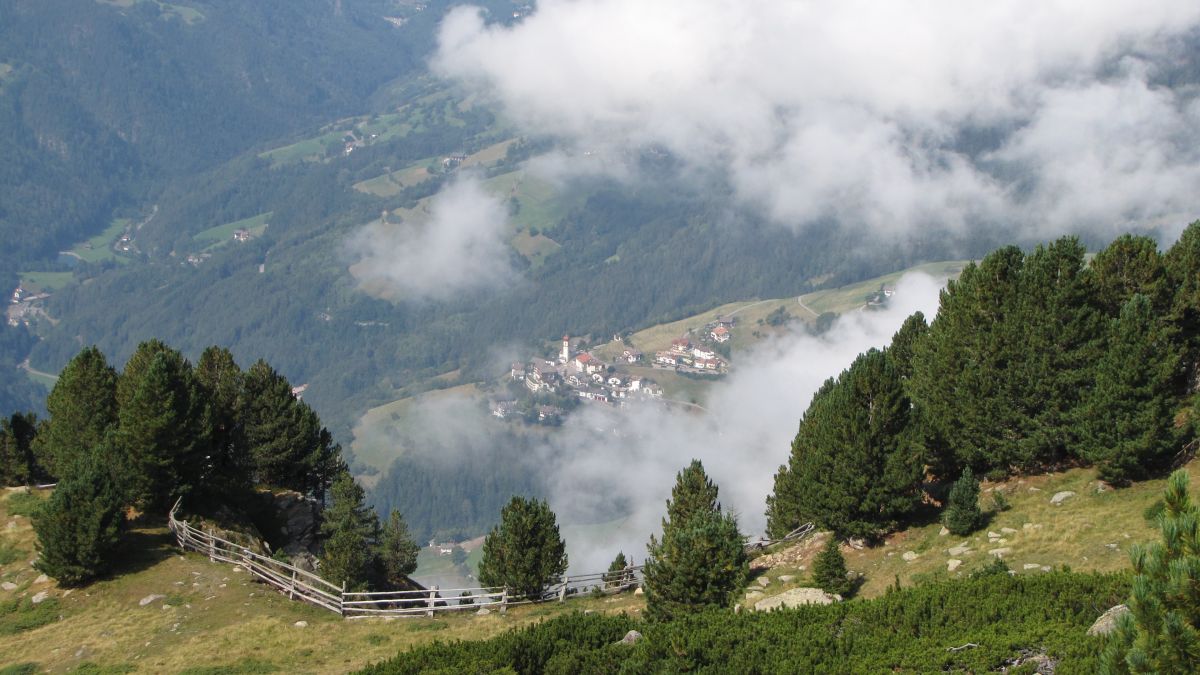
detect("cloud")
[434,0,1200,240]
[346,174,517,301]
[543,272,944,571]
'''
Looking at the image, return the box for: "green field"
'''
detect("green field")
[483,171,583,235]
[353,161,434,197]
[193,212,271,251]
[798,260,968,315]
[259,129,348,166]
[65,217,130,264]
[17,271,73,293]
[350,383,481,474]
[96,0,205,23]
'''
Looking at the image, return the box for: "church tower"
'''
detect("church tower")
[561,335,570,364]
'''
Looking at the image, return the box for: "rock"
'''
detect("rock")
[1023,563,1041,570]
[293,621,308,628]
[1106,543,1120,551]
[947,559,963,572]
[902,551,919,562]
[1001,527,1017,535]
[633,587,644,596]
[947,544,972,556]
[31,591,48,604]
[745,591,764,600]
[753,588,841,612]
[1050,491,1076,505]
[988,547,1012,558]
[33,574,48,584]
[1088,605,1131,636]
[618,630,642,645]
[847,538,865,550]
[1022,523,1034,530]
[938,527,949,536]
[1028,487,1041,492]
[1040,566,1052,572]
[733,603,742,614]
[987,531,1001,539]
[139,594,165,607]
[777,575,795,583]
[475,608,491,616]
[272,491,321,555]
[289,552,318,574]
[1,582,17,591]
[757,576,771,587]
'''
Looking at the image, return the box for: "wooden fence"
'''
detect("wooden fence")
[168,500,642,619]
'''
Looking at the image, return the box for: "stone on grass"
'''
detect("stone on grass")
[633,587,644,596]
[947,544,972,556]
[745,590,764,600]
[1023,563,1041,570]
[475,608,491,616]
[757,576,770,587]
[1050,491,1076,505]
[294,621,308,628]
[1001,527,1017,535]
[618,630,642,645]
[988,547,1012,558]
[938,527,949,536]
[753,588,841,612]
[778,575,795,583]
[902,551,919,562]
[139,594,165,607]
[1087,605,1130,636]
[988,531,1001,539]
[31,590,48,604]
[947,559,963,572]
[1,582,17,591]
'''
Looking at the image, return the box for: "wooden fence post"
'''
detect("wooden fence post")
[558,581,567,603]
[289,569,297,600]
[208,528,216,562]
[427,585,438,618]
[340,580,347,617]
[500,587,508,614]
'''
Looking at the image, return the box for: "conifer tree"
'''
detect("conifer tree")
[1101,470,1200,672]
[644,460,747,621]
[242,360,341,498]
[114,350,210,509]
[0,412,40,486]
[319,472,380,591]
[1081,295,1182,484]
[477,496,568,599]
[813,536,852,597]
[32,449,126,586]
[194,346,250,499]
[42,346,118,475]
[377,509,419,589]
[604,551,630,586]
[1091,235,1169,318]
[942,467,983,536]
[767,349,923,539]
[1165,221,1200,388]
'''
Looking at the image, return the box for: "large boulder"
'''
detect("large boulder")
[1088,605,1131,636]
[272,491,320,555]
[753,587,841,612]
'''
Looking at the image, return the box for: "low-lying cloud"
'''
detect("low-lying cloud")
[434,0,1200,240]
[346,174,517,301]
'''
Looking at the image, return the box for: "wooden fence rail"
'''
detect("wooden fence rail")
[168,500,642,619]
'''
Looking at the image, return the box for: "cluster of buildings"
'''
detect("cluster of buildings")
[502,335,665,412]
[652,317,734,373]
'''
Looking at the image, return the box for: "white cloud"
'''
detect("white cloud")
[346,174,517,301]
[434,0,1200,239]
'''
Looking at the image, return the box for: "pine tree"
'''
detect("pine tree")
[1100,470,1200,672]
[242,360,338,497]
[1081,295,1182,484]
[1166,221,1200,388]
[377,509,419,590]
[767,349,924,539]
[477,496,568,599]
[0,413,40,486]
[114,350,210,510]
[644,460,746,621]
[319,472,380,591]
[942,467,983,536]
[194,346,250,501]
[812,537,851,597]
[42,346,118,476]
[32,449,126,586]
[1091,235,1169,318]
[604,551,630,586]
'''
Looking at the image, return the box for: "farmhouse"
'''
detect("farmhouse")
[711,325,730,342]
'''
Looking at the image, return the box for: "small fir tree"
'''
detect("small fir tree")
[1101,470,1200,672]
[0,413,41,486]
[319,473,380,591]
[942,467,983,536]
[813,537,852,597]
[644,460,747,621]
[32,450,126,586]
[604,551,630,587]
[477,496,568,599]
[376,509,419,589]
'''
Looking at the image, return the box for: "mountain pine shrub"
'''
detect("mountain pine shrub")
[813,536,852,596]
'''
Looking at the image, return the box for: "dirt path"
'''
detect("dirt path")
[20,358,58,383]
[795,295,820,318]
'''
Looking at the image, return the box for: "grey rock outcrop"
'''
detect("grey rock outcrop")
[1088,605,1131,636]
[753,588,841,611]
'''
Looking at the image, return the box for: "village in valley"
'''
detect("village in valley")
[491,316,735,424]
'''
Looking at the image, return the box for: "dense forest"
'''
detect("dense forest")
[767,226,1200,540]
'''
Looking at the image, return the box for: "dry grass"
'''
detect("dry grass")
[0,489,645,674]
[746,462,1198,603]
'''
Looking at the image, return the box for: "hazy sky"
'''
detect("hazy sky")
[434,0,1200,241]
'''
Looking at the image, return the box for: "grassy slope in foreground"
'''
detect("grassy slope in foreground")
[0,489,643,674]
